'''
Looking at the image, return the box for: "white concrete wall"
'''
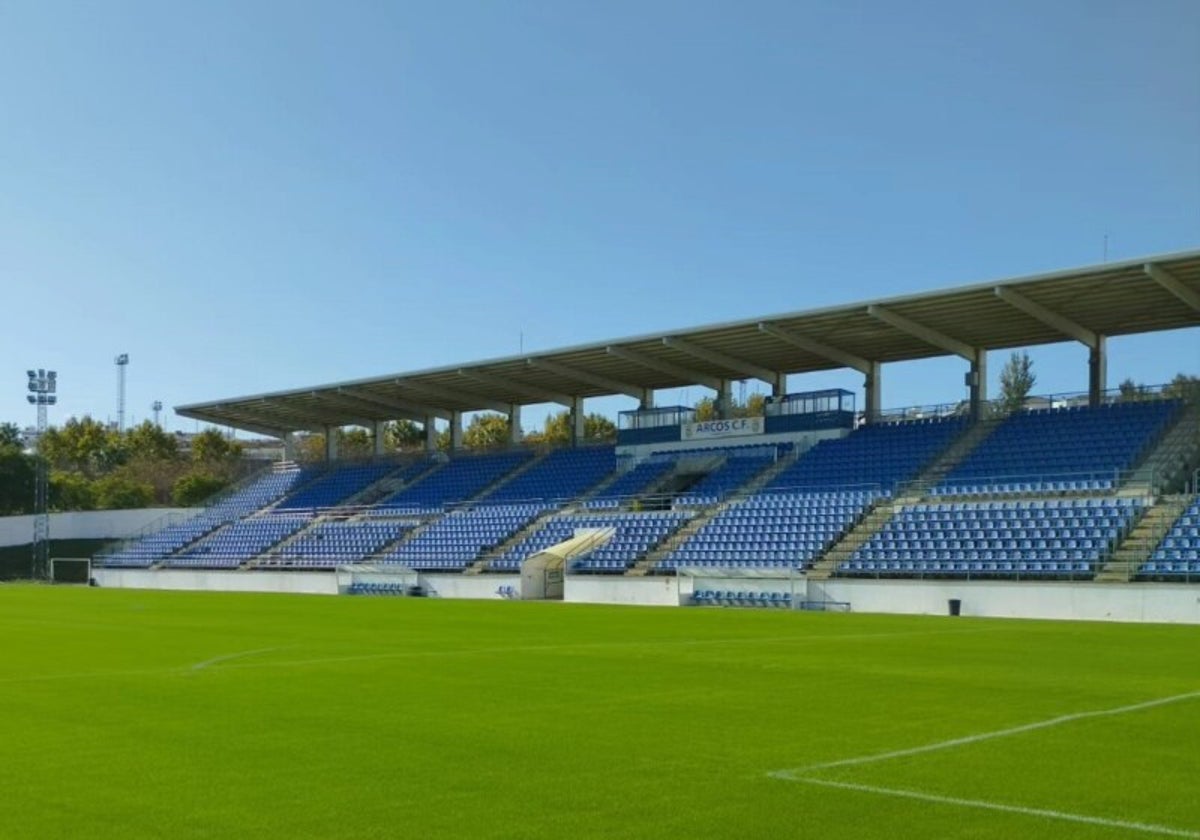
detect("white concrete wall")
[0,508,199,547]
[419,573,519,600]
[94,568,338,595]
[809,578,1200,624]
[564,574,683,606]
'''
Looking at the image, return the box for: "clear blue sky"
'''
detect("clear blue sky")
[1,1,1197,436]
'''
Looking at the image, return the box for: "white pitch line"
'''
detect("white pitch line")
[190,647,282,672]
[785,777,1200,839]
[0,626,991,685]
[773,689,1200,776]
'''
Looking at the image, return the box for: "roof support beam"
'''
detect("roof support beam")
[756,322,872,374]
[196,415,289,439]
[993,287,1098,347]
[456,369,573,407]
[308,392,384,426]
[525,358,646,400]
[605,346,722,392]
[661,337,779,385]
[335,388,450,421]
[398,380,509,415]
[867,305,974,360]
[1145,263,1200,312]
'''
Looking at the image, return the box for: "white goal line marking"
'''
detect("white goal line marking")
[769,689,1200,838]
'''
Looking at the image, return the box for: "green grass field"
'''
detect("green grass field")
[1,585,1198,839]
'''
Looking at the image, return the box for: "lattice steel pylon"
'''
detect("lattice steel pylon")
[27,369,57,580]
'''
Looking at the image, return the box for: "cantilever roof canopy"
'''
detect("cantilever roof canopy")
[176,249,1200,437]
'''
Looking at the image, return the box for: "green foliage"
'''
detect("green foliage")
[49,470,96,511]
[462,413,511,449]
[191,428,244,464]
[92,474,155,509]
[693,393,766,420]
[123,420,179,462]
[999,351,1036,414]
[338,428,373,459]
[386,420,425,450]
[172,471,229,506]
[0,422,23,450]
[1164,373,1200,401]
[0,590,1197,839]
[0,448,35,514]
[525,412,618,445]
[1117,377,1151,402]
[38,415,125,476]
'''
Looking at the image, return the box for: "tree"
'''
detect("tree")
[0,447,35,514]
[693,393,766,420]
[38,416,125,476]
[525,411,618,446]
[461,413,511,449]
[1164,373,1200,402]
[191,428,243,464]
[92,475,155,509]
[172,471,229,506]
[998,351,1036,414]
[0,422,23,450]
[338,428,374,459]
[583,413,617,442]
[386,420,425,451]
[124,420,179,462]
[1117,378,1150,402]
[693,397,718,421]
[49,471,96,511]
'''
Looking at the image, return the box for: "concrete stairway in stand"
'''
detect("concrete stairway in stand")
[631,449,802,575]
[1095,493,1195,582]
[1124,403,1200,495]
[806,498,896,580]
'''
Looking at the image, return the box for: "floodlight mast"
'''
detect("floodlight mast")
[152,400,163,428]
[115,354,129,432]
[26,369,57,580]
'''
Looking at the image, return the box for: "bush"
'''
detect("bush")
[172,472,229,507]
[93,475,155,510]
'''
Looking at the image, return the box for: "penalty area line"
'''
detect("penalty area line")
[778,689,1200,775]
[774,776,1200,839]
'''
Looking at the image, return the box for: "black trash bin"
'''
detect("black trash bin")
[948,598,962,616]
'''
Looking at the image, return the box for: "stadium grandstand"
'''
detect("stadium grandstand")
[93,249,1200,621]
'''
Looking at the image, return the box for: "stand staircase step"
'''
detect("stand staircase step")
[1095,493,1194,582]
[344,460,443,509]
[1124,403,1200,495]
[806,497,897,580]
[632,449,802,575]
[466,509,561,574]
[903,418,1001,495]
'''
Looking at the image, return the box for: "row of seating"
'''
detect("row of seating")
[1142,496,1200,578]
[941,400,1179,496]
[692,590,793,608]
[101,466,315,567]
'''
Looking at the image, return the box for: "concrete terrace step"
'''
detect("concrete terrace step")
[1096,493,1194,582]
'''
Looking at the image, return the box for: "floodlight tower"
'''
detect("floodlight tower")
[152,400,163,428]
[115,354,129,432]
[26,369,57,580]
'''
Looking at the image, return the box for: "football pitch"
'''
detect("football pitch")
[1,585,1197,839]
